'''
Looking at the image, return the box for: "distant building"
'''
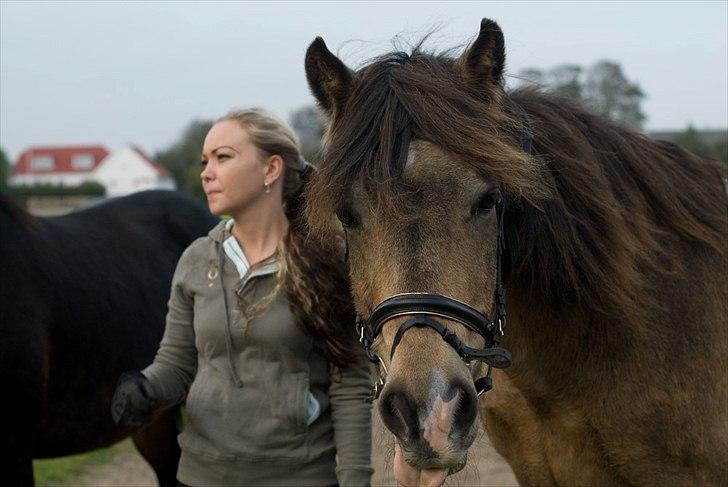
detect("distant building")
[92,146,175,197]
[10,145,109,186]
[9,144,176,196]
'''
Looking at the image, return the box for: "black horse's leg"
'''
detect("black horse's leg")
[1,312,45,487]
[132,406,181,487]
[0,429,34,486]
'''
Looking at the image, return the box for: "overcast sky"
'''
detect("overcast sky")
[1,1,726,162]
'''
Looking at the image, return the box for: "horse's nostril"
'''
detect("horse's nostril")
[379,386,420,441]
[449,381,478,433]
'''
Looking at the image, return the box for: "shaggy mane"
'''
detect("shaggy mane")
[306,45,727,320]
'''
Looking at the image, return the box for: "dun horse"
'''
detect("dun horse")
[0,191,217,486]
[304,19,727,486]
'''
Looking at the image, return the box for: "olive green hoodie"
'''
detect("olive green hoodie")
[143,220,373,486]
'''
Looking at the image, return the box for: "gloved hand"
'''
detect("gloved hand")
[110,370,160,429]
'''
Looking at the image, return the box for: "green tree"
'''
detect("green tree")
[183,164,206,200]
[518,60,645,130]
[0,147,9,193]
[7,181,106,205]
[673,125,711,158]
[154,120,213,200]
[289,105,325,165]
[711,138,727,164]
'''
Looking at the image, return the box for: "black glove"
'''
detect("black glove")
[110,370,160,429]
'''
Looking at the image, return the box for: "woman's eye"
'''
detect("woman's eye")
[336,206,360,228]
[200,159,208,167]
[217,154,230,161]
[472,188,502,216]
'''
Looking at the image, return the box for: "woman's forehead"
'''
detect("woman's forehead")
[203,120,249,152]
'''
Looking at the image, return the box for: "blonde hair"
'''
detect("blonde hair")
[217,107,307,204]
[217,108,298,321]
[216,107,358,366]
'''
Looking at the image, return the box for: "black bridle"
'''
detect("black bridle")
[354,197,512,401]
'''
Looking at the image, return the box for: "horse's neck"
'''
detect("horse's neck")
[0,198,47,264]
[502,280,640,399]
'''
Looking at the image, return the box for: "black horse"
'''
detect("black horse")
[0,190,218,486]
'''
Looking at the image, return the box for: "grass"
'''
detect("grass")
[33,439,135,486]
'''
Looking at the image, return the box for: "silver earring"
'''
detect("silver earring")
[264,183,270,194]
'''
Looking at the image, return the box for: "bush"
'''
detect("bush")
[6,181,106,204]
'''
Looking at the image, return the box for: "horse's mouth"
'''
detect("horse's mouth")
[447,454,467,475]
[394,442,468,486]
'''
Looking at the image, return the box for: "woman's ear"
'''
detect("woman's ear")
[264,154,285,187]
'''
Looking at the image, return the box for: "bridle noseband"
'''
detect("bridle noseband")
[354,198,512,401]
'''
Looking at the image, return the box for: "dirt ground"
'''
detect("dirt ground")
[55,411,517,487]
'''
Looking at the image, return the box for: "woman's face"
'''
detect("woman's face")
[200,120,268,216]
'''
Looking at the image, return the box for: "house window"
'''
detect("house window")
[72,153,95,169]
[30,155,55,171]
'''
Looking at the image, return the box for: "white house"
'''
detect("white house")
[9,144,176,196]
[92,146,176,197]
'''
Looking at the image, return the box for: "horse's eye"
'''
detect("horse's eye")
[472,188,502,216]
[336,206,360,228]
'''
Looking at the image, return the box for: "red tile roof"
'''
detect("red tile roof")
[13,145,173,178]
[14,146,109,175]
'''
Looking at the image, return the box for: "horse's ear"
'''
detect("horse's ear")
[305,37,353,116]
[456,18,506,89]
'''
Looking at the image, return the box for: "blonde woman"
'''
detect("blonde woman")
[111,108,373,486]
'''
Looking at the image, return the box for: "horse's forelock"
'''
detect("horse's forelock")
[305,47,549,238]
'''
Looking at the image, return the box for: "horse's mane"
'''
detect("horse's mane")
[506,89,726,317]
[306,45,727,321]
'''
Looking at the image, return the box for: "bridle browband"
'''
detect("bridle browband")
[354,197,512,401]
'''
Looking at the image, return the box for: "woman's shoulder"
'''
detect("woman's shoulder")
[182,219,225,257]
[177,231,219,269]
[171,234,218,289]
[184,235,215,257]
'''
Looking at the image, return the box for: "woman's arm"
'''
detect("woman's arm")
[329,355,374,487]
[141,246,198,406]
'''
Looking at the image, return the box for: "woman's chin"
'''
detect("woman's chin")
[206,200,226,216]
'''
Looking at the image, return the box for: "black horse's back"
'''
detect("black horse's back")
[49,190,214,250]
[0,190,217,485]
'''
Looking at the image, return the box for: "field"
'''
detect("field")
[36,411,517,486]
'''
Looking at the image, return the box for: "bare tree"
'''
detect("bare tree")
[517,60,645,130]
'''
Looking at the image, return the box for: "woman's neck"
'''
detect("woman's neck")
[230,199,289,266]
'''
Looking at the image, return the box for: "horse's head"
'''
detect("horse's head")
[305,18,548,482]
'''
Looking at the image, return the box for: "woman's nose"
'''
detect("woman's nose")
[200,164,213,182]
